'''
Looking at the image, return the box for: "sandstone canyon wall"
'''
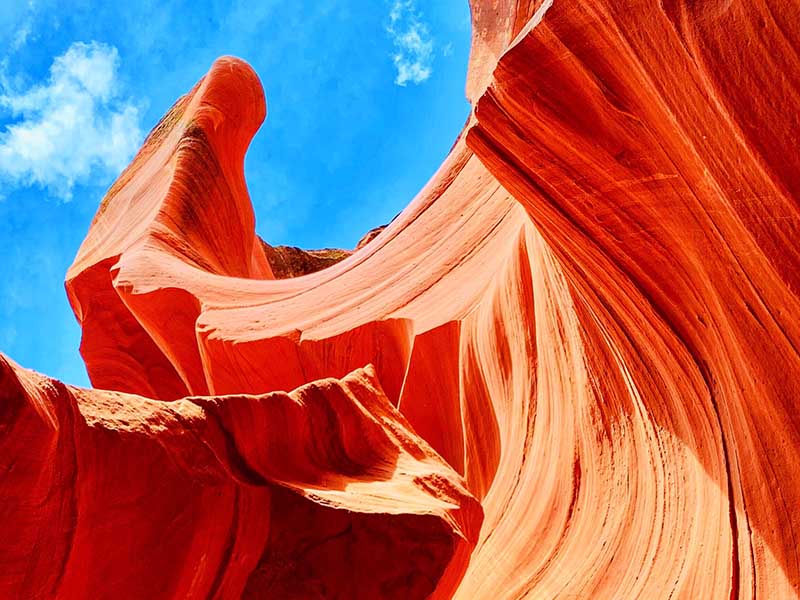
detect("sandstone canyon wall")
[3,0,800,598]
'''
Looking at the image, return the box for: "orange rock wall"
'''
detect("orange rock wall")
[465,1,800,596]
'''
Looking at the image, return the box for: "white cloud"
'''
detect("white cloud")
[0,41,143,199]
[386,0,434,87]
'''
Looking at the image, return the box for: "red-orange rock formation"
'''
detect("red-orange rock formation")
[1,355,478,598]
[2,1,800,598]
[259,240,352,278]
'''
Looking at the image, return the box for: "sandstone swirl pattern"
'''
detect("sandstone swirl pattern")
[2,1,799,598]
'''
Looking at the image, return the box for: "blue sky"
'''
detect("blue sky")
[0,0,472,386]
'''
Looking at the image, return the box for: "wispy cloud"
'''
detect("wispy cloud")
[6,0,37,53]
[0,41,143,199]
[11,23,31,52]
[386,0,434,87]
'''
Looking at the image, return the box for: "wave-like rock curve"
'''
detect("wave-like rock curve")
[2,1,800,598]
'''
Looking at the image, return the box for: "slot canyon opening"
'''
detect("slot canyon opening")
[4,1,800,598]
[240,2,474,279]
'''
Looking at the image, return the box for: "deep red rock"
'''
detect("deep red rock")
[0,355,479,599]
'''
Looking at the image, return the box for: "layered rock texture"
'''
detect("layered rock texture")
[3,0,800,598]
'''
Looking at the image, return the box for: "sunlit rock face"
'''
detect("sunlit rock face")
[3,1,800,598]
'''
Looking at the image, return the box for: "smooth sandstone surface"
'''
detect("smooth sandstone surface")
[3,0,800,598]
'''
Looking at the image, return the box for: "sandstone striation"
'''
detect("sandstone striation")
[2,1,800,598]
